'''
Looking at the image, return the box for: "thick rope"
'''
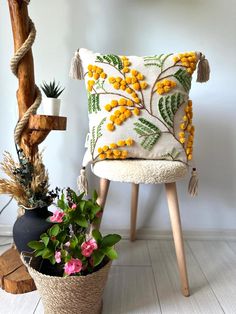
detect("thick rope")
[10,0,41,146]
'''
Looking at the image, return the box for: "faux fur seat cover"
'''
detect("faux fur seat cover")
[92,160,188,184]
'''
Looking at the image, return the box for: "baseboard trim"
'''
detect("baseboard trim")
[0,225,13,237]
[1,225,236,240]
[101,228,236,241]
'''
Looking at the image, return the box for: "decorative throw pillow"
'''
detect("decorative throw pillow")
[70,48,210,194]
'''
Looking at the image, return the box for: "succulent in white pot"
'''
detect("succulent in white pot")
[41,80,65,116]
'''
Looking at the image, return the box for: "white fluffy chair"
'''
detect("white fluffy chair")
[92,159,190,297]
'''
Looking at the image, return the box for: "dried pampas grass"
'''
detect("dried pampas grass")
[0,151,50,208]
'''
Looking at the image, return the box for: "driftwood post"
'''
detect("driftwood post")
[8,0,66,159]
[8,0,36,157]
[0,0,66,294]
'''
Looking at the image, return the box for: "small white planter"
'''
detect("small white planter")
[43,98,61,116]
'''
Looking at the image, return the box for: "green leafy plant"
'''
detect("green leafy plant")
[28,188,121,276]
[41,80,65,98]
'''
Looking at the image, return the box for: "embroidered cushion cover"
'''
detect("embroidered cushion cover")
[70,48,209,170]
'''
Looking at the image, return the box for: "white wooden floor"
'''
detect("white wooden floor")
[1,237,236,314]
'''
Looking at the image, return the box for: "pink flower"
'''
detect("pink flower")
[50,210,65,223]
[81,238,98,257]
[64,241,70,247]
[55,251,61,263]
[71,203,77,210]
[64,258,82,275]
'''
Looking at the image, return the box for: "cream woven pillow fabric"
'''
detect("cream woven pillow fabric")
[70,48,209,173]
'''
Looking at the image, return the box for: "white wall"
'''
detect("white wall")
[0,0,236,231]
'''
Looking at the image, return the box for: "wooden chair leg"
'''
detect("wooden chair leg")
[130,183,139,242]
[92,178,110,230]
[165,182,190,297]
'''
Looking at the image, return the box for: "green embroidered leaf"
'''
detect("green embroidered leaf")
[90,117,106,158]
[160,148,181,161]
[96,117,106,138]
[90,126,96,153]
[88,93,100,114]
[173,69,192,92]
[134,118,161,151]
[158,93,185,128]
[144,53,173,69]
[96,54,123,70]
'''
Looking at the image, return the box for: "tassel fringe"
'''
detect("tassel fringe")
[69,49,83,80]
[197,52,210,83]
[188,168,198,197]
[77,167,88,195]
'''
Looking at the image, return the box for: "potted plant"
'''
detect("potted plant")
[22,188,121,314]
[0,149,58,252]
[41,80,65,116]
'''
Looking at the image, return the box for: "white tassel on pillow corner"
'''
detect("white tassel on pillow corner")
[188,168,198,197]
[69,49,84,80]
[77,167,88,195]
[197,52,210,83]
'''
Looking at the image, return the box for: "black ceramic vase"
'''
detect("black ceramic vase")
[13,206,53,253]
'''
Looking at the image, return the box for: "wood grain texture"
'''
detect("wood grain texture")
[28,115,67,131]
[130,183,139,241]
[103,266,161,314]
[8,0,36,156]
[165,182,189,297]
[148,240,224,314]
[188,240,236,314]
[0,247,36,294]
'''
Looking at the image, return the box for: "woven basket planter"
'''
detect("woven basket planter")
[21,253,111,314]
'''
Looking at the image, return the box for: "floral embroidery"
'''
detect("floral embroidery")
[96,138,134,160]
[84,51,198,164]
[178,100,194,160]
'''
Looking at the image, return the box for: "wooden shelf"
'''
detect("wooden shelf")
[29,115,67,131]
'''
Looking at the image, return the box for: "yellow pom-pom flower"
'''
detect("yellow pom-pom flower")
[107,123,115,131]
[119,98,127,106]
[111,100,118,107]
[125,138,133,146]
[117,140,126,147]
[100,72,107,79]
[131,69,138,76]
[140,82,148,89]
[124,109,132,118]
[137,73,144,80]
[110,143,117,149]
[133,108,140,115]
[109,77,116,84]
[104,104,112,112]
[133,83,140,91]
[115,118,122,125]
[122,67,129,73]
